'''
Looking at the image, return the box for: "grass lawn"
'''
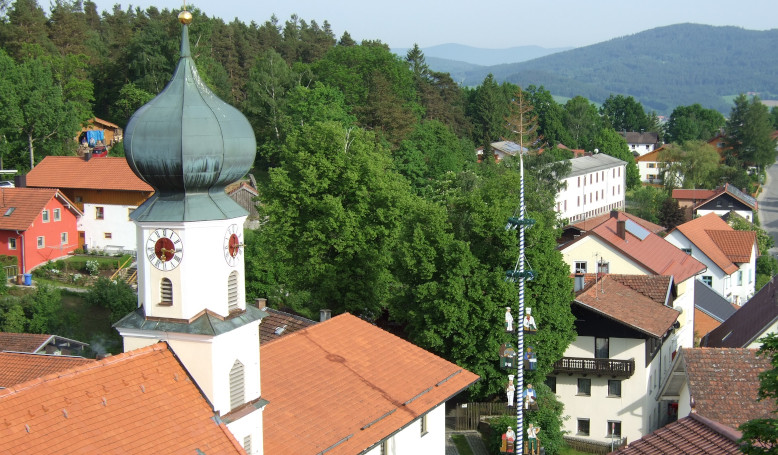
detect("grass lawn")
[451,434,474,455]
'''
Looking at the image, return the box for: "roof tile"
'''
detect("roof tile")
[672,213,755,274]
[0,352,93,388]
[0,189,80,231]
[26,156,153,192]
[612,413,741,454]
[0,333,52,353]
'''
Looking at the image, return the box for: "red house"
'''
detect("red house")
[0,188,82,274]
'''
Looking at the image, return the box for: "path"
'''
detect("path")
[758,163,778,257]
[446,430,490,455]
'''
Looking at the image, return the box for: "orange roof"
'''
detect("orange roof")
[588,217,706,282]
[575,275,677,337]
[672,189,717,201]
[634,146,667,163]
[0,333,52,353]
[0,352,93,388]
[26,156,153,192]
[568,211,665,234]
[672,213,756,274]
[694,308,723,339]
[262,313,479,454]
[0,188,81,231]
[0,342,245,454]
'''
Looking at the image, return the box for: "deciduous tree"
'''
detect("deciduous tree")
[665,103,725,143]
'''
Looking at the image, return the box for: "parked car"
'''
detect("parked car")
[92,146,108,157]
[0,181,15,188]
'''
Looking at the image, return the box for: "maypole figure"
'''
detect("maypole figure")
[523,307,538,332]
[505,306,514,332]
[527,423,541,455]
[506,375,515,407]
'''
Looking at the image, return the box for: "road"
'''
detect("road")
[758,163,778,257]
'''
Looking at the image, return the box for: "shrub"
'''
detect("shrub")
[85,260,99,276]
[85,277,137,323]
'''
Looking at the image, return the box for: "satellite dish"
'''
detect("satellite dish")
[594,148,599,154]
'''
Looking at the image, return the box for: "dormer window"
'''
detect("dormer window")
[4,208,14,216]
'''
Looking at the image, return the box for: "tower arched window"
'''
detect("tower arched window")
[228,271,239,311]
[230,360,244,410]
[160,278,173,305]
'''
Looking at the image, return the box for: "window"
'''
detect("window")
[41,209,49,223]
[608,380,622,397]
[228,271,239,311]
[578,176,581,187]
[577,419,590,436]
[749,269,753,284]
[243,435,252,453]
[104,232,112,239]
[577,378,591,396]
[574,261,587,274]
[647,174,657,180]
[606,421,622,438]
[230,360,245,410]
[95,206,104,220]
[128,208,135,221]
[160,278,173,305]
[597,261,609,274]
[545,376,556,393]
[681,248,692,255]
[595,338,609,358]
[701,275,713,287]
[8,238,16,250]
[420,413,428,436]
[577,196,580,207]
[589,175,592,184]
[60,232,68,245]
[37,236,44,249]
[648,163,656,168]
[738,270,743,286]
[53,208,61,221]
[380,440,388,455]
[716,200,722,208]
[74,196,83,203]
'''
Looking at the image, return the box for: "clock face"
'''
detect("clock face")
[145,228,183,271]
[223,224,243,266]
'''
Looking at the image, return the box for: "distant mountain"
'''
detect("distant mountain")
[393,43,572,67]
[438,24,778,115]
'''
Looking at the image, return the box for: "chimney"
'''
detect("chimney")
[254,297,267,309]
[14,175,25,188]
[84,151,91,161]
[610,210,619,219]
[616,220,626,240]
[574,274,585,292]
[320,309,331,322]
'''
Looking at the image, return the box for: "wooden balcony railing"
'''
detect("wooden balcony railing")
[553,357,635,378]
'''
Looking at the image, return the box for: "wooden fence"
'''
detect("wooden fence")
[447,402,511,431]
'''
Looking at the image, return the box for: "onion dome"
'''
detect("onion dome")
[124,11,256,222]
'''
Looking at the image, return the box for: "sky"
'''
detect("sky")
[90,0,777,49]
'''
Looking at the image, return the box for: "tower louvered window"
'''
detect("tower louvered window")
[230,360,245,410]
[243,435,252,453]
[228,271,239,311]
[160,278,173,305]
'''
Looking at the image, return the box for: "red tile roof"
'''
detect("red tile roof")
[587,217,706,283]
[0,189,81,231]
[0,352,93,388]
[672,213,755,274]
[568,211,665,234]
[26,156,153,192]
[694,183,758,211]
[0,342,245,454]
[575,275,678,337]
[682,347,773,429]
[672,189,717,201]
[611,413,741,454]
[0,333,52,353]
[262,313,479,454]
[694,308,724,340]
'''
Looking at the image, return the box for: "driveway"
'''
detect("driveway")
[759,163,778,257]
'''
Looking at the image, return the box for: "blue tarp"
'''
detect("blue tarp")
[85,130,104,145]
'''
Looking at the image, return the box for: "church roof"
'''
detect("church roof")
[262,313,479,454]
[0,342,245,454]
[125,17,255,223]
[114,305,267,336]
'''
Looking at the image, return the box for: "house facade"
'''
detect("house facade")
[617,132,659,157]
[553,274,680,445]
[558,211,706,349]
[24,156,153,253]
[672,184,758,223]
[665,213,757,305]
[634,147,669,185]
[0,188,81,273]
[555,154,626,223]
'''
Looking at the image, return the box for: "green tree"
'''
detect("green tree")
[660,141,720,190]
[0,0,55,59]
[254,121,410,318]
[488,384,566,455]
[626,186,667,224]
[26,284,62,333]
[665,103,725,143]
[525,85,571,147]
[468,74,509,152]
[1,303,26,332]
[85,277,138,324]
[740,332,778,453]
[770,107,778,130]
[243,48,298,146]
[563,96,601,151]
[659,197,685,231]
[111,82,154,127]
[599,94,650,133]
[593,127,640,189]
[725,94,777,169]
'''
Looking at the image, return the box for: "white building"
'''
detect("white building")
[665,213,757,305]
[554,274,681,445]
[634,146,671,185]
[618,132,659,157]
[555,154,627,223]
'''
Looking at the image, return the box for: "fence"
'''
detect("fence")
[564,435,627,454]
[448,402,511,431]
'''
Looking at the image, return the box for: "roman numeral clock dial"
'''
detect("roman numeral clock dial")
[223,224,243,267]
[145,229,183,271]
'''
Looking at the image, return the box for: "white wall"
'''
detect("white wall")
[79,202,137,251]
[363,404,447,455]
[555,164,626,223]
[697,208,753,223]
[637,161,663,184]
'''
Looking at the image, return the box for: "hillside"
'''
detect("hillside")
[441,24,778,114]
[393,43,571,67]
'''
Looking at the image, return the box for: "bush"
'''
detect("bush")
[85,277,137,323]
[85,260,99,276]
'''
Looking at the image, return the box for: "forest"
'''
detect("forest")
[2,3,778,451]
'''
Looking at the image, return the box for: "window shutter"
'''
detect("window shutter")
[160,278,173,304]
[230,360,245,410]
[228,271,239,311]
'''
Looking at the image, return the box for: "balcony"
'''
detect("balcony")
[553,357,635,378]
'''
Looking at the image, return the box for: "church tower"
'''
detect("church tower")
[114,10,266,454]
